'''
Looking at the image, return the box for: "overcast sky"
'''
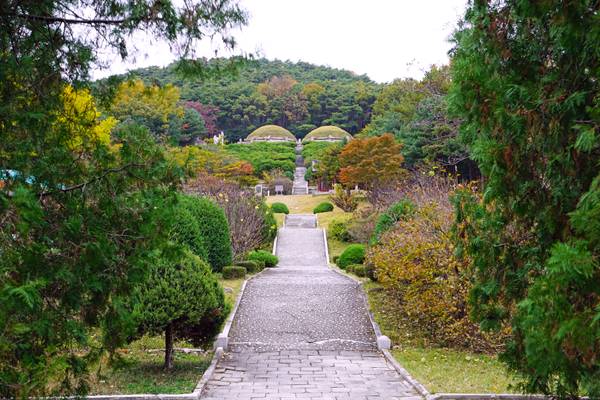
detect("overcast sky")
[94,0,468,83]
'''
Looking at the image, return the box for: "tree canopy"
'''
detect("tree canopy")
[0,0,247,397]
[451,0,600,397]
[114,58,381,141]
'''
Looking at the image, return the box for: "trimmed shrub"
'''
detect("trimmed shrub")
[222,266,246,279]
[332,255,339,264]
[351,264,367,277]
[271,202,290,214]
[178,194,232,272]
[313,202,334,214]
[247,250,278,268]
[371,199,415,244]
[337,244,366,269]
[165,202,208,261]
[329,219,351,242]
[134,249,229,369]
[235,260,263,273]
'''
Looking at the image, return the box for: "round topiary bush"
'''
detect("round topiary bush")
[134,249,229,369]
[222,266,246,279]
[338,244,366,269]
[271,202,290,214]
[178,194,233,272]
[247,250,278,268]
[313,202,334,214]
[235,260,264,273]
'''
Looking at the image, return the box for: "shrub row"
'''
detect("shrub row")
[247,250,278,268]
[222,266,246,279]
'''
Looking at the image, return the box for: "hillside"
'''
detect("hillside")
[122,58,381,141]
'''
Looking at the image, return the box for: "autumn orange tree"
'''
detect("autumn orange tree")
[339,133,406,202]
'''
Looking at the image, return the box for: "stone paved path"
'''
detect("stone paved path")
[292,142,308,195]
[201,215,422,400]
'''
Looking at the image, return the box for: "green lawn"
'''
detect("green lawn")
[90,336,211,394]
[90,274,247,394]
[266,194,351,230]
[365,281,518,394]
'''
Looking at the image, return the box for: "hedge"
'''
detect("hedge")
[271,202,290,214]
[222,266,246,279]
[247,250,278,268]
[337,244,366,269]
[179,194,233,272]
[313,202,334,214]
[235,260,264,273]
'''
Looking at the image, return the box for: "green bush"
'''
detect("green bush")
[329,219,351,242]
[247,250,278,268]
[332,255,339,264]
[178,194,232,272]
[235,260,263,273]
[134,249,229,369]
[166,201,208,261]
[313,202,334,214]
[271,202,290,214]
[261,202,278,243]
[338,244,366,269]
[222,266,246,279]
[371,199,415,244]
[351,264,367,277]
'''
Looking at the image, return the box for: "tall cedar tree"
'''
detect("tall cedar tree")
[339,133,406,193]
[0,0,246,397]
[450,0,600,397]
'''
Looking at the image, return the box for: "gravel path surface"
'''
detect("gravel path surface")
[201,215,422,399]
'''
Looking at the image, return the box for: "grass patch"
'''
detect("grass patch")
[365,281,518,394]
[90,342,211,395]
[218,274,245,305]
[392,347,516,394]
[266,194,330,214]
[265,194,350,230]
[327,237,351,264]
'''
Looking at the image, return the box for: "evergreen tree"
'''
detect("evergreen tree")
[0,0,246,397]
[451,1,600,397]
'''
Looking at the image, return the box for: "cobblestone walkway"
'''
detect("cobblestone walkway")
[201,216,422,400]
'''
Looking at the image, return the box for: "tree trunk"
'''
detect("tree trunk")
[164,323,174,370]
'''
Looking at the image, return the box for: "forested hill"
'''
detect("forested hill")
[122,58,382,141]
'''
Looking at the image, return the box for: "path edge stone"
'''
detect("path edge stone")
[321,227,431,398]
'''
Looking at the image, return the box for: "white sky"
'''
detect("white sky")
[93,0,468,83]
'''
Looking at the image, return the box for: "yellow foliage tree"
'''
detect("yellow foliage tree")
[110,79,183,136]
[56,86,117,151]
